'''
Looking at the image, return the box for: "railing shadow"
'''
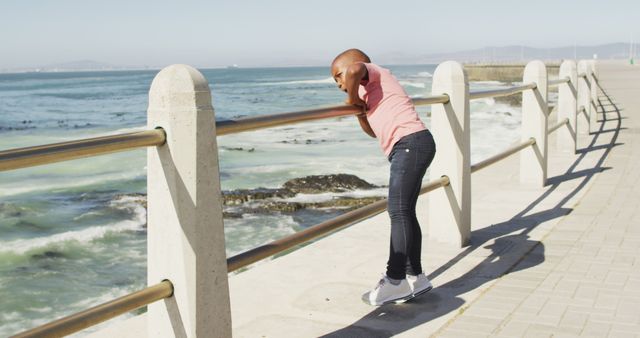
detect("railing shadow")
[321,80,622,337]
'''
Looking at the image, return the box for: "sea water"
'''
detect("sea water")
[0,65,523,335]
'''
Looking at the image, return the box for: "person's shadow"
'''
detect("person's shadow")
[323,233,544,338]
[321,80,622,337]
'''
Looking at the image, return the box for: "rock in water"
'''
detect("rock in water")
[282,174,378,193]
[113,173,382,219]
[222,188,296,205]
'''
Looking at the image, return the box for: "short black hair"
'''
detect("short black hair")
[332,48,371,65]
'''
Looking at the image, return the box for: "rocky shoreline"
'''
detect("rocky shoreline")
[117,174,386,221]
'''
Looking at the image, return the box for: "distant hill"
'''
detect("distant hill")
[379,43,638,64]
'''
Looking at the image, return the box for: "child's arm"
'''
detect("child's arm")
[344,63,376,138]
[356,114,376,138]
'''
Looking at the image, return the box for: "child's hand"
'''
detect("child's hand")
[345,97,366,109]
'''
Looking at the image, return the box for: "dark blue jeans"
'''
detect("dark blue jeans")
[386,129,436,280]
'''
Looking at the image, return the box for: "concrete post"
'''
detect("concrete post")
[147,65,232,337]
[577,60,591,135]
[428,61,471,247]
[557,60,577,153]
[589,60,599,132]
[520,60,548,186]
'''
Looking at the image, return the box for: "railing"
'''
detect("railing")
[0,129,166,171]
[227,176,450,272]
[11,281,173,338]
[4,59,598,337]
[468,83,536,100]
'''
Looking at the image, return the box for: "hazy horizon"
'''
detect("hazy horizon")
[2,0,638,69]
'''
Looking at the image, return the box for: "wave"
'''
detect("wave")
[399,81,427,89]
[0,197,146,255]
[414,71,433,78]
[0,171,145,198]
[273,187,388,204]
[224,213,298,257]
[258,77,335,86]
[471,97,496,106]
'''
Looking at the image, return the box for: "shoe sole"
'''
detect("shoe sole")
[411,285,433,298]
[361,291,414,306]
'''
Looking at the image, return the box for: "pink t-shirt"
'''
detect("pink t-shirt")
[358,63,427,157]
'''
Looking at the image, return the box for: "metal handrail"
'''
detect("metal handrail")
[3,78,541,173]
[548,118,569,134]
[411,94,451,106]
[470,138,536,173]
[11,280,173,338]
[469,83,536,100]
[548,77,570,87]
[0,95,452,172]
[0,78,548,172]
[0,129,166,172]
[217,94,450,135]
[227,176,450,272]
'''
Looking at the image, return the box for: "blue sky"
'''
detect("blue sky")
[1,0,638,68]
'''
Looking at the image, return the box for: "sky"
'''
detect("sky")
[1,0,638,69]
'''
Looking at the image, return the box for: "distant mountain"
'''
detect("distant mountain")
[378,43,638,64]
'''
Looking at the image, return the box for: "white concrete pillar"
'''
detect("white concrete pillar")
[589,60,599,132]
[147,65,232,337]
[520,60,548,186]
[577,60,591,135]
[557,60,577,153]
[428,61,471,247]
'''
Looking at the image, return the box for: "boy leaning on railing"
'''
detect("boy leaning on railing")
[330,48,436,306]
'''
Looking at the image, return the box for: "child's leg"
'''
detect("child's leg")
[406,131,436,275]
[386,163,421,280]
[405,181,425,276]
[387,130,436,280]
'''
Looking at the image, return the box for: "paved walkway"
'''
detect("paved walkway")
[435,61,640,337]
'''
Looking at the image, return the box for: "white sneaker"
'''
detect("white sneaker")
[361,275,413,306]
[407,273,433,297]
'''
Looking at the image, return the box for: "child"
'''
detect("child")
[330,49,437,306]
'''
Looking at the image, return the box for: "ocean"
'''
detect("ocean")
[0,65,524,335]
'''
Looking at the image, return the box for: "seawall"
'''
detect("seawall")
[464,63,560,82]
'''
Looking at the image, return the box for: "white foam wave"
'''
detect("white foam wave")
[72,210,104,221]
[471,97,496,106]
[0,197,146,255]
[274,187,388,204]
[399,81,427,89]
[259,77,334,86]
[224,213,298,257]
[416,71,433,78]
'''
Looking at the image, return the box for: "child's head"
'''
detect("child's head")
[331,49,371,92]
